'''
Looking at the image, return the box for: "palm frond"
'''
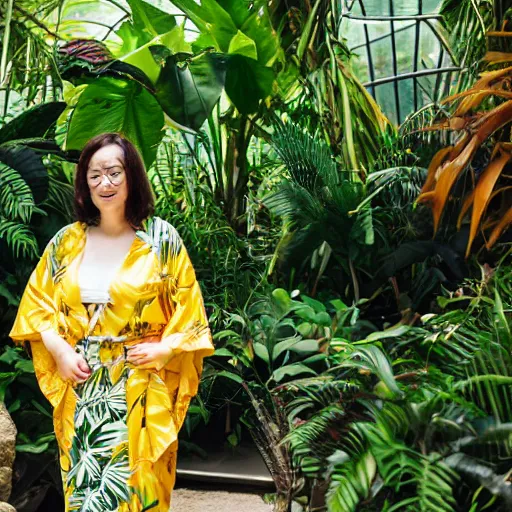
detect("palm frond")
[0,163,35,222]
[271,117,337,191]
[283,404,348,478]
[326,447,376,512]
[0,218,38,259]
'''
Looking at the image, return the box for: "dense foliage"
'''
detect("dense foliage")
[0,0,511,511]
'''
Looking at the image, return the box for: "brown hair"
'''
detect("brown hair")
[74,133,154,228]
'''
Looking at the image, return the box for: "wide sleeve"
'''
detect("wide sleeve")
[9,239,58,344]
[8,236,70,410]
[161,240,214,357]
[160,230,214,431]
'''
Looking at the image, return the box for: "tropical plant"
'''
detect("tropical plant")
[205,287,354,509]
[0,0,64,111]
[418,12,512,256]
[264,117,466,318]
[273,0,392,170]
[277,251,512,511]
[0,102,76,343]
[0,101,75,250]
[263,119,379,300]
[440,0,505,91]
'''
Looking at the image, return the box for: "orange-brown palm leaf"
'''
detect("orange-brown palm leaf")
[418,100,512,233]
[464,147,512,256]
[443,65,512,115]
[487,206,512,249]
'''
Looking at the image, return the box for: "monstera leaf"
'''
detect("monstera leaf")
[118,25,191,85]
[125,0,176,40]
[66,77,164,168]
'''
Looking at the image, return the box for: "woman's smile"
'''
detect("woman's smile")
[99,192,117,200]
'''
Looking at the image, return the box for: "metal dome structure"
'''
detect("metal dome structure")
[341,0,461,124]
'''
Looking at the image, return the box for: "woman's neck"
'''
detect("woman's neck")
[97,211,134,237]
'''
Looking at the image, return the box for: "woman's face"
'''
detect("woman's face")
[86,144,129,216]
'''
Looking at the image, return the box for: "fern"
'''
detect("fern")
[283,404,348,478]
[0,218,39,259]
[326,448,377,512]
[281,377,360,422]
[271,117,337,191]
[45,175,74,218]
[0,163,35,222]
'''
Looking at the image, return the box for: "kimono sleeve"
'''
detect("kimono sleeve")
[9,239,58,344]
[160,231,214,431]
[161,236,214,358]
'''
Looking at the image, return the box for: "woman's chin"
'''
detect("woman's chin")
[93,200,125,213]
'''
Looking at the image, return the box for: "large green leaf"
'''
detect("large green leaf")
[272,363,317,383]
[0,102,66,145]
[116,2,190,84]
[154,52,227,131]
[225,54,274,115]
[169,0,237,51]
[66,77,164,168]
[118,25,191,84]
[273,338,320,360]
[173,0,279,65]
[253,342,270,364]
[216,0,253,26]
[127,0,176,41]
[238,8,281,66]
[113,0,178,83]
[228,30,258,60]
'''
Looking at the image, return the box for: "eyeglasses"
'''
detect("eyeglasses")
[87,166,125,187]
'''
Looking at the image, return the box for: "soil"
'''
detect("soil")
[171,488,272,512]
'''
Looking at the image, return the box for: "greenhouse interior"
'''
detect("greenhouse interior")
[0,0,511,511]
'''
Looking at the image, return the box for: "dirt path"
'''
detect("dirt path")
[172,488,272,512]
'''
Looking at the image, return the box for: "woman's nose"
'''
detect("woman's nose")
[100,174,113,186]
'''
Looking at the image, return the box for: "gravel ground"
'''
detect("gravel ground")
[171,488,273,512]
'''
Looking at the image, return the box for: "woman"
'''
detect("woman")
[9,133,214,511]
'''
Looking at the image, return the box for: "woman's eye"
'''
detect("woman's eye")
[111,172,120,177]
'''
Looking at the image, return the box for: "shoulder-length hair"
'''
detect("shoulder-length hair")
[74,133,154,228]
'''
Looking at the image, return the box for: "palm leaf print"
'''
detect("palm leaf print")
[66,343,131,512]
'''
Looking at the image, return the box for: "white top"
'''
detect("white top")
[78,263,114,304]
[77,228,136,304]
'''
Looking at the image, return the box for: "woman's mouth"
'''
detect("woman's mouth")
[99,193,116,199]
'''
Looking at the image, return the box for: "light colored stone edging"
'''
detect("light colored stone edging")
[0,402,17,512]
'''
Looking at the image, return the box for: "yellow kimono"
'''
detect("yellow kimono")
[9,216,214,511]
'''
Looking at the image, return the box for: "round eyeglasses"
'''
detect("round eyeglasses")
[87,166,125,187]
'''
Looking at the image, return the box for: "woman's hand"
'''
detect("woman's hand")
[41,329,91,383]
[54,345,91,383]
[126,334,181,371]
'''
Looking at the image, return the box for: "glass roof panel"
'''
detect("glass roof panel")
[341,0,459,124]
